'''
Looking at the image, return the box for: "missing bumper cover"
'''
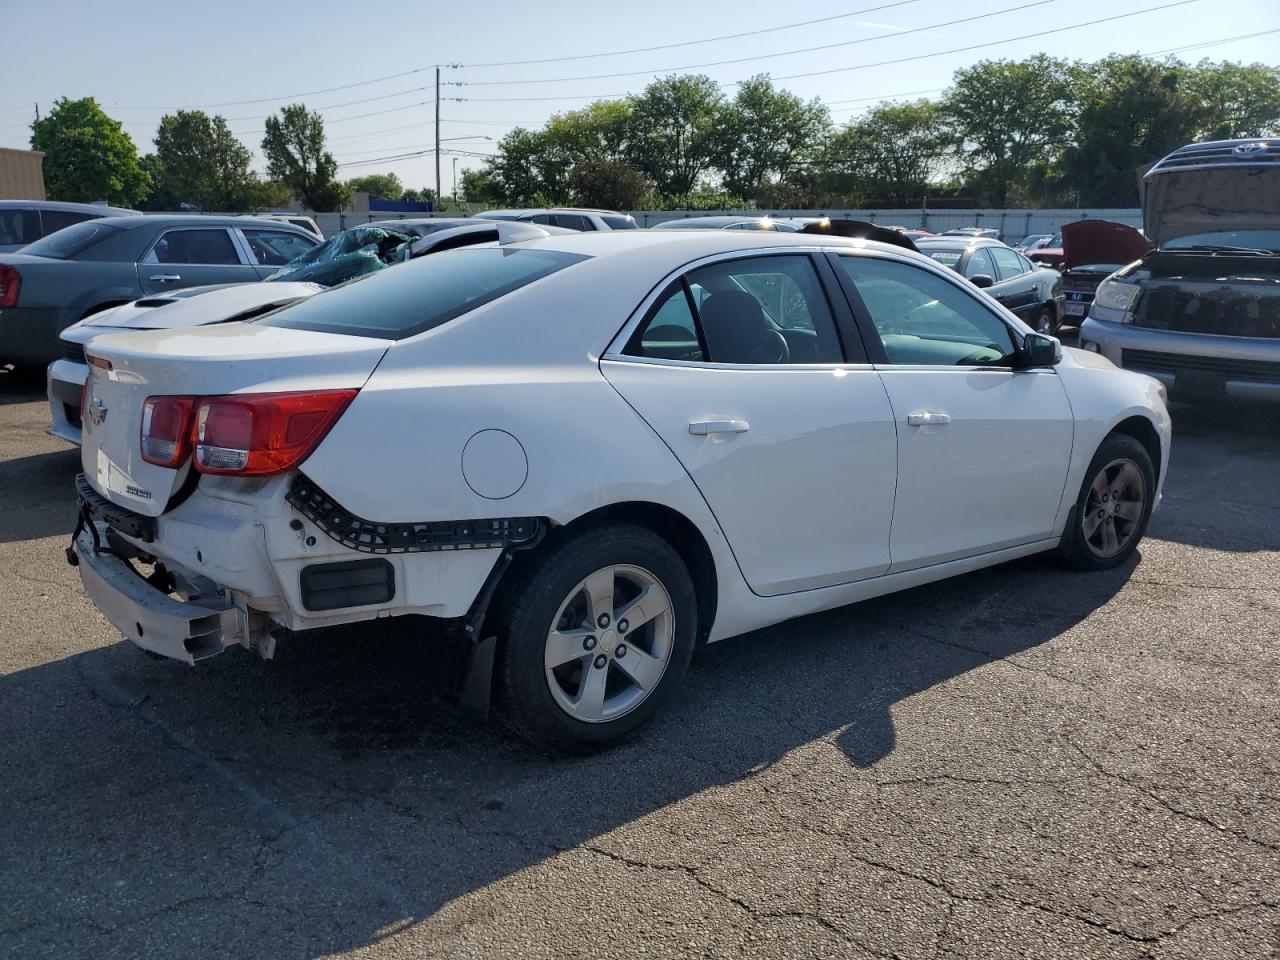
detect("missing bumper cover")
[287,474,545,555]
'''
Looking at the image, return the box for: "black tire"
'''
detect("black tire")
[1057,433,1155,571]
[495,522,698,753]
[1033,305,1057,335]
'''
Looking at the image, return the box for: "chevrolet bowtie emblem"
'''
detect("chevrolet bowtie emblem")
[88,398,108,427]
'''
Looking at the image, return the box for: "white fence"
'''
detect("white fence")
[162,207,1144,242]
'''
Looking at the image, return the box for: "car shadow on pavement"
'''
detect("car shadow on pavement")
[0,549,1135,959]
[1147,400,1280,553]
[0,365,48,404]
[0,447,80,544]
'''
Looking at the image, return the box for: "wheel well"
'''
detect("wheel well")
[1110,416,1162,482]
[559,502,719,644]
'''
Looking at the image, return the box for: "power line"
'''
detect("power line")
[770,0,1206,80]
[456,0,1061,87]
[457,0,927,68]
[1142,26,1280,56]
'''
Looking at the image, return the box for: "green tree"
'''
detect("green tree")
[569,158,654,209]
[401,187,438,203]
[628,75,725,199]
[944,56,1075,206]
[1063,55,1199,206]
[713,75,829,201]
[261,104,351,211]
[1185,60,1280,141]
[146,110,263,211]
[459,169,498,204]
[824,100,951,205]
[346,172,403,200]
[487,127,555,204]
[30,97,149,206]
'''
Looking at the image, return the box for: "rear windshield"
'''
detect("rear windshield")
[922,249,963,267]
[21,221,122,260]
[602,215,637,229]
[259,246,587,340]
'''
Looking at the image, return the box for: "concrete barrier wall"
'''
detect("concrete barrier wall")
[155,207,1144,241]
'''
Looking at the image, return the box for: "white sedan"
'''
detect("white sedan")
[70,226,1170,751]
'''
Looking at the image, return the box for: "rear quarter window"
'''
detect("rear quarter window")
[259,246,587,340]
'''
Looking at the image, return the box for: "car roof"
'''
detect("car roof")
[0,200,140,215]
[475,208,624,217]
[655,216,780,227]
[89,214,314,231]
[503,226,939,267]
[915,237,1004,250]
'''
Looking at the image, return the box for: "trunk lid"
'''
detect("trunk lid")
[80,323,391,517]
[1060,219,1151,272]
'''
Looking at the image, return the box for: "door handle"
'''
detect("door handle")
[149,274,181,282]
[907,411,951,426]
[689,419,750,436]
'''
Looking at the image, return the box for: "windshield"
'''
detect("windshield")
[1164,230,1280,253]
[602,215,638,229]
[20,221,122,260]
[259,246,587,340]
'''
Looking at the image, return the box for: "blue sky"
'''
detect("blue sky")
[3,0,1278,195]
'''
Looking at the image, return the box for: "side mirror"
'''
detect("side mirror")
[1021,332,1061,367]
[969,273,994,289]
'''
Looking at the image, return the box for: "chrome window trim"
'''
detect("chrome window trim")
[603,244,856,368]
[140,226,251,267]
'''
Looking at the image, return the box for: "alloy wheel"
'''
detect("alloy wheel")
[544,564,674,723]
[1081,458,1146,558]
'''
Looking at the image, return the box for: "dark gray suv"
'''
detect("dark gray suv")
[0,200,140,253]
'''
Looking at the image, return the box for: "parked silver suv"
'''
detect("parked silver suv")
[1081,139,1280,403]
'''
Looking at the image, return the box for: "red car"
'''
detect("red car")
[1033,220,1151,325]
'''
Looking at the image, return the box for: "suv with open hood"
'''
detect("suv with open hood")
[1081,139,1280,402]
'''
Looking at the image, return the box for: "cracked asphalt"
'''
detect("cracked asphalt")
[0,360,1277,960]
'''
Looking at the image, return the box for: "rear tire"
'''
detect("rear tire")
[1033,306,1057,335]
[495,522,698,753]
[1058,433,1155,571]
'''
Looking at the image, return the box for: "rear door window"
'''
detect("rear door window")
[0,209,40,246]
[148,229,241,265]
[260,246,586,340]
[625,255,844,365]
[989,246,1026,280]
[963,247,996,280]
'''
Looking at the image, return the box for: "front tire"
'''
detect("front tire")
[495,522,698,753]
[1059,433,1155,571]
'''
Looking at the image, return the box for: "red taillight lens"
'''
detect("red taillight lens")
[194,390,357,476]
[140,396,197,467]
[0,264,20,309]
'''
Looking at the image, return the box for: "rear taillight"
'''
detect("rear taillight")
[0,264,20,308]
[80,379,89,422]
[194,390,356,476]
[140,396,197,467]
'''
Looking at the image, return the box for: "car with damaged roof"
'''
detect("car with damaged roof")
[69,223,1168,752]
[1080,138,1280,403]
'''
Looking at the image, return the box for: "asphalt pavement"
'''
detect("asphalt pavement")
[0,361,1276,960]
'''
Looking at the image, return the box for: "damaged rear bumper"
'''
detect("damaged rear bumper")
[73,526,247,664]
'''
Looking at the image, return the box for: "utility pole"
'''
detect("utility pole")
[34,102,40,122]
[434,67,441,209]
